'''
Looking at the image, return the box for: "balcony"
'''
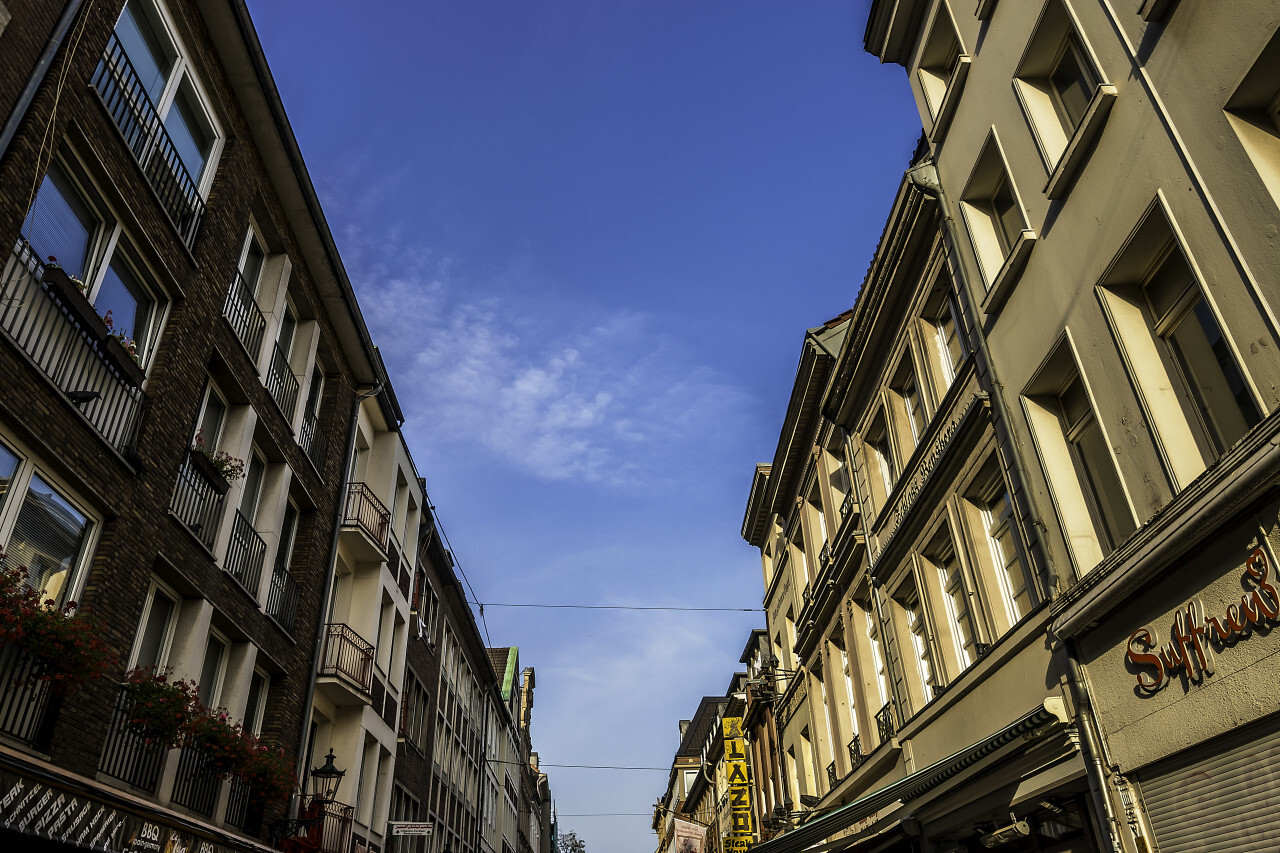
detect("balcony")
[340,482,390,562]
[848,734,866,772]
[316,623,374,705]
[91,34,204,248]
[265,343,299,418]
[297,796,354,853]
[225,510,266,595]
[0,241,145,452]
[224,776,260,834]
[0,644,59,749]
[875,701,897,746]
[223,270,266,358]
[171,450,226,550]
[98,687,166,792]
[299,410,327,470]
[266,557,300,633]
[169,741,222,818]
[827,760,838,790]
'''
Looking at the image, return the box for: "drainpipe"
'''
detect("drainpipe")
[1064,653,1126,853]
[0,0,86,164]
[904,160,1058,598]
[292,378,382,814]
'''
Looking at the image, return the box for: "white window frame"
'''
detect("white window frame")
[127,579,180,671]
[0,435,98,608]
[959,130,1038,313]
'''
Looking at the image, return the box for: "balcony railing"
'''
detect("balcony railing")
[841,491,855,520]
[318,623,375,692]
[265,343,299,418]
[827,761,838,790]
[225,510,266,595]
[299,410,327,469]
[223,270,266,358]
[224,775,255,833]
[848,734,865,771]
[170,741,222,817]
[875,701,897,746]
[299,796,354,853]
[98,687,166,792]
[0,644,58,749]
[91,34,204,248]
[0,241,145,452]
[267,559,300,632]
[342,482,390,551]
[171,450,226,550]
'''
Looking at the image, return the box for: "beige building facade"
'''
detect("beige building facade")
[862,1,1280,851]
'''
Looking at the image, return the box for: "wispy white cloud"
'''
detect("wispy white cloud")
[336,221,751,486]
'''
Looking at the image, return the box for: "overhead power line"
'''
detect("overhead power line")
[472,601,763,613]
[490,759,668,770]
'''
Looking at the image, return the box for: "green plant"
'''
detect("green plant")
[0,552,115,689]
[123,667,199,748]
[192,429,245,482]
[187,710,250,777]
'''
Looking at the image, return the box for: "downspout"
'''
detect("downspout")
[293,379,382,813]
[905,161,1124,851]
[0,0,85,163]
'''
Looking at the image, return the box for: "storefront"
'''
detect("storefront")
[1054,423,1280,853]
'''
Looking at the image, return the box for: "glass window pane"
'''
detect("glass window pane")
[95,256,153,350]
[198,635,225,708]
[985,489,1031,621]
[22,166,97,278]
[992,177,1022,255]
[8,474,90,606]
[1051,40,1093,132]
[245,671,267,734]
[1074,419,1135,551]
[0,443,19,517]
[164,86,212,184]
[196,392,226,450]
[239,454,264,518]
[1168,299,1262,454]
[278,305,297,356]
[135,588,175,670]
[114,2,173,104]
[241,235,265,290]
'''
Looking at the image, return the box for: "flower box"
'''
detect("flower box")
[100,334,146,389]
[42,267,108,343]
[189,449,231,496]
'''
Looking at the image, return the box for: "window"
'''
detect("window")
[1226,28,1280,210]
[915,4,970,139]
[243,669,268,735]
[403,674,429,751]
[197,631,228,708]
[193,383,228,452]
[0,439,95,606]
[131,583,178,670]
[1012,0,1115,196]
[981,484,1033,624]
[925,527,979,668]
[110,1,220,188]
[866,416,897,503]
[899,586,941,701]
[22,161,164,361]
[1100,205,1262,483]
[1057,374,1134,555]
[925,284,966,386]
[863,605,890,716]
[960,132,1036,307]
[893,362,929,449]
[238,451,265,524]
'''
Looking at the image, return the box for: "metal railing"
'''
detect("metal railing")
[170,741,221,817]
[223,270,266,358]
[827,761,838,790]
[819,541,832,568]
[299,409,326,469]
[224,776,254,832]
[342,482,390,551]
[265,343,299,418]
[841,490,855,520]
[171,450,226,550]
[0,241,145,451]
[318,623,374,692]
[91,34,205,248]
[225,509,266,595]
[0,644,57,748]
[875,701,897,745]
[266,559,300,632]
[848,734,865,771]
[98,687,166,792]
[299,796,354,853]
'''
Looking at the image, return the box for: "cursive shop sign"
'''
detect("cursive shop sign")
[1125,547,1280,692]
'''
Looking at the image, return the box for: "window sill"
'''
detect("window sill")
[1138,0,1173,22]
[975,0,997,20]
[980,228,1037,316]
[1045,84,1117,200]
[928,56,972,144]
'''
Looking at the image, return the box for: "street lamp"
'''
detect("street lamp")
[309,748,345,804]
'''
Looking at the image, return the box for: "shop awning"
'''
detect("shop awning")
[752,700,1069,853]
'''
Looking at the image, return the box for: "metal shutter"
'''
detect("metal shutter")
[1136,713,1280,853]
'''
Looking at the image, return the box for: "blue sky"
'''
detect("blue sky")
[247,3,920,851]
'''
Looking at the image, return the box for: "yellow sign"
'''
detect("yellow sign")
[722,716,755,843]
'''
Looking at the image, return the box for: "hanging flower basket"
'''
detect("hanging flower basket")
[240,737,296,805]
[123,667,199,748]
[41,265,108,343]
[187,711,251,777]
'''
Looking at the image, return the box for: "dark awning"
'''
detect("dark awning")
[752,700,1068,853]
